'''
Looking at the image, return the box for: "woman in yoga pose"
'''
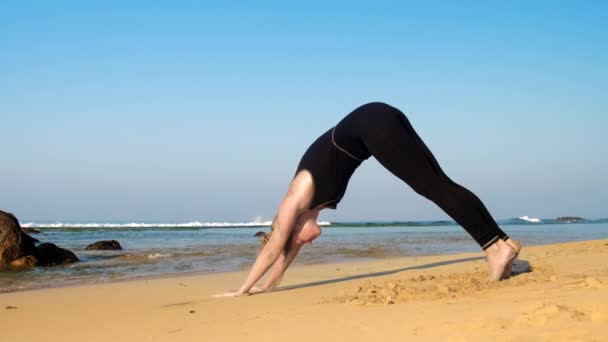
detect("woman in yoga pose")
[216,102,521,297]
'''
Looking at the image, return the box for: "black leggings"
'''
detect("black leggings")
[348,103,508,249]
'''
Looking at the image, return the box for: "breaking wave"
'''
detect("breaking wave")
[518,216,542,223]
[21,220,332,229]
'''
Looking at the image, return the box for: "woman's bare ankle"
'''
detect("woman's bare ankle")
[484,239,518,281]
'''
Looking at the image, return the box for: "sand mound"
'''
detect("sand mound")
[322,260,560,305]
[323,240,608,307]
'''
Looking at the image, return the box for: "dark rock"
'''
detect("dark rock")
[0,210,38,266]
[20,229,40,243]
[10,255,39,268]
[85,240,122,250]
[556,216,585,222]
[22,227,42,234]
[34,242,79,266]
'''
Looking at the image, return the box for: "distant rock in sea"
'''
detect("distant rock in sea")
[86,240,123,250]
[556,216,585,223]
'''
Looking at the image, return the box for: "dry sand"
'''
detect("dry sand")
[1,239,607,341]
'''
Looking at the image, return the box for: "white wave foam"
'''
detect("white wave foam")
[147,253,173,259]
[518,216,541,223]
[20,220,332,228]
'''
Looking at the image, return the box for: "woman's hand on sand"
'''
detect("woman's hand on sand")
[213,284,269,298]
[212,289,247,298]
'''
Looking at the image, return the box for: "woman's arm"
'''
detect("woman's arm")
[259,210,320,290]
[217,172,313,297]
[235,201,298,294]
[259,240,303,290]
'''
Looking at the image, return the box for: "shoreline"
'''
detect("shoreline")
[2,238,607,341]
[0,237,605,294]
[6,221,607,295]
[0,249,472,295]
[0,238,554,295]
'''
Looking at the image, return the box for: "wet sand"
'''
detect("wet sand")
[1,239,607,341]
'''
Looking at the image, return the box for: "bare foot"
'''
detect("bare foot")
[502,238,522,279]
[484,239,519,281]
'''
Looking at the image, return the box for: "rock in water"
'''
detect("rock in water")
[34,243,79,266]
[10,255,39,268]
[0,210,38,266]
[85,240,123,250]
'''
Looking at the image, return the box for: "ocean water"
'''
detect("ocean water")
[1,218,606,293]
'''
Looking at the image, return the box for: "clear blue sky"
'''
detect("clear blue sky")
[1,1,606,222]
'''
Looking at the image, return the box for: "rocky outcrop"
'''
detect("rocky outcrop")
[0,210,37,266]
[10,255,39,268]
[1,210,79,268]
[85,240,122,250]
[34,243,79,267]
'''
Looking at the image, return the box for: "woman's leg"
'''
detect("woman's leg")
[357,102,507,250]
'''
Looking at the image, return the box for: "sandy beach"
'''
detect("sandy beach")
[2,239,607,341]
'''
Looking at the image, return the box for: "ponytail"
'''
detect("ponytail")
[254,216,281,252]
[254,230,271,248]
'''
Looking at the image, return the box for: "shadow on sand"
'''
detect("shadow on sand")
[269,256,497,293]
[194,257,532,305]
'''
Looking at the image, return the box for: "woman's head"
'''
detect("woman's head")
[290,219,322,245]
[254,214,322,251]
